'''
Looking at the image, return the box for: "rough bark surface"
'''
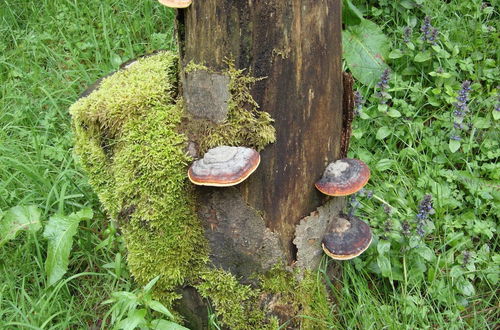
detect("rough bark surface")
[178,0,344,267]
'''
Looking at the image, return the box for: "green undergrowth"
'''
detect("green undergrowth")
[196,265,333,330]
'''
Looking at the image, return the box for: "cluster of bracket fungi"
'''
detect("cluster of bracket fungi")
[188,145,372,261]
[315,158,372,260]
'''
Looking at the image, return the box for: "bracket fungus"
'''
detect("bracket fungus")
[158,0,192,8]
[321,215,372,260]
[188,146,260,187]
[315,158,370,196]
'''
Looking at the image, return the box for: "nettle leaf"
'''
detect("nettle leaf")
[343,19,390,86]
[0,205,42,247]
[43,208,93,286]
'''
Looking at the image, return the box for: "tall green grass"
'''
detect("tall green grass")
[0,1,174,327]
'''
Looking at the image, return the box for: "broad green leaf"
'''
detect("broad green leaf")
[456,278,475,296]
[416,246,436,262]
[388,49,403,59]
[342,0,364,26]
[376,126,391,140]
[378,104,389,112]
[376,158,395,172]
[343,19,390,86]
[43,208,93,285]
[414,51,431,62]
[493,109,500,120]
[449,139,461,153]
[0,205,42,247]
[150,319,190,330]
[387,109,401,118]
[117,309,147,330]
[377,240,391,255]
[473,117,491,129]
[377,255,392,278]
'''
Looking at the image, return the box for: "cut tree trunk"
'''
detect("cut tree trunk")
[176,0,349,324]
[177,0,345,275]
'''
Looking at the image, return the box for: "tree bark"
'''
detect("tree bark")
[177,0,344,273]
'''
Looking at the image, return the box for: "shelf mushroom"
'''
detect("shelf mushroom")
[158,0,192,8]
[315,158,372,260]
[188,146,260,187]
[315,158,370,196]
[321,215,372,260]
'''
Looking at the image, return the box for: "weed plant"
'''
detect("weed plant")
[336,0,499,328]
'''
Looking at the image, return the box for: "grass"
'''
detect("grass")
[0,0,174,327]
[0,0,498,329]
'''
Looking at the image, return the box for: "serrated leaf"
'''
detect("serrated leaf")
[343,19,390,86]
[376,126,391,140]
[449,139,461,153]
[43,208,93,285]
[414,51,431,62]
[0,205,42,247]
[150,319,190,330]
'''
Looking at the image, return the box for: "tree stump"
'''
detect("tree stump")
[177,0,345,276]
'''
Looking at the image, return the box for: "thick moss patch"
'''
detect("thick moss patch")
[70,52,207,304]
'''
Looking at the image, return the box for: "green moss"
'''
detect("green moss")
[70,52,207,305]
[199,61,276,152]
[183,60,276,153]
[195,269,271,329]
[260,265,332,329]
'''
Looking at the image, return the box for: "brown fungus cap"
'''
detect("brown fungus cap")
[321,216,372,260]
[315,158,370,196]
[158,0,192,8]
[188,146,260,187]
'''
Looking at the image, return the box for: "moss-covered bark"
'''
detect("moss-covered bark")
[70,52,305,327]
